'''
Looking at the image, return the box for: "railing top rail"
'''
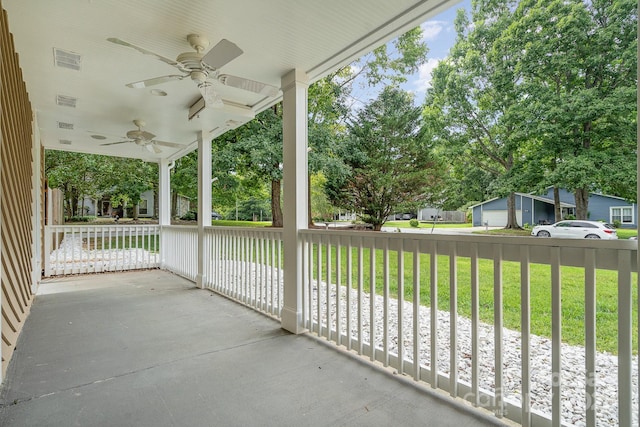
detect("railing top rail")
[205,226,283,236]
[299,228,637,272]
[46,224,160,229]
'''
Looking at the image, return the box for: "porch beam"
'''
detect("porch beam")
[196,130,212,289]
[281,69,309,334]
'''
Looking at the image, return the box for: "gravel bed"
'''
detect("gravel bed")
[309,282,638,427]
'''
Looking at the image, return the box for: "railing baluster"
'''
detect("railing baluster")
[618,249,632,427]
[397,241,404,374]
[383,239,390,366]
[336,239,342,346]
[551,246,561,427]
[520,245,531,427]
[430,240,438,389]
[346,239,353,351]
[316,235,322,336]
[369,240,376,362]
[470,242,479,406]
[357,240,364,355]
[584,248,596,427]
[493,245,504,418]
[413,240,420,382]
[326,236,332,341]
[449,241,458,398]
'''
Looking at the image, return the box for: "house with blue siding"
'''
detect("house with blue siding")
[471,188,636,228]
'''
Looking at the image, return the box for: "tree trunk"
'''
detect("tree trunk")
[553,186,562,222]
[133,203,139,220]
[271,179,283,227]
[575,187,589,219]
[505,192,521,229]
[153,186,159,219]
[171,191,178,218]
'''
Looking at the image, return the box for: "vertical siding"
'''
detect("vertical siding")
[1,2,34,378]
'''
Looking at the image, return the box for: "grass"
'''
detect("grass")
[311,245,637,355]
[86,235,159,252]
[385,220,471,229]
[211,220,272,228]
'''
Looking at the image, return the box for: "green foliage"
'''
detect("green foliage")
[327,86,446,231]
[67,215,96,223]
[409,219,419,228]
[180,210,197,221]
[46,151,155,219]
[613,220,621,229]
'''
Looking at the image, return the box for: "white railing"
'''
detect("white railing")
[299,229,638,427]
[161,225,198,281]
[203,226,283,318]
[44,224,160,276]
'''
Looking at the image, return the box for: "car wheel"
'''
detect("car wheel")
[536,230,551,237]
[585,234,601,239]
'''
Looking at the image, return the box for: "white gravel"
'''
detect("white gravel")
[48,235,159,274]
[309,282,638,427]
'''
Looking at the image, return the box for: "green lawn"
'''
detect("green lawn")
[211,220,272,228]
[87,235,159,252]
[385,220,471,229]
[311,245,637,355]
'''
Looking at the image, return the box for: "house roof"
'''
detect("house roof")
[469,192,575,209]
[4,0,459,162]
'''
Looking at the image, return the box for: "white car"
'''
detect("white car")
[531,220,618,239]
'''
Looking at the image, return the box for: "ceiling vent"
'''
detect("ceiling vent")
[59,139,72,145]
[53,48,82,71]
[56,94,77,108]
[57,121,74,130]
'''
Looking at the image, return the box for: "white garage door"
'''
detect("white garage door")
[482,210,522,227]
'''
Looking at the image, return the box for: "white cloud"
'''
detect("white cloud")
[413,58,442,93]
[420,21,446,41]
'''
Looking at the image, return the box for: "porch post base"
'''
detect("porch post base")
[195,274,205,289]
[281,306,307,334]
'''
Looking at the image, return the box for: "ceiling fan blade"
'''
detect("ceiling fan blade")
[202,39,243,70]
[153,140,184,148]
[146,144,163,154]
[107,37,180,68]
[218,74,279,97]
[100,140,130,146]
[126,74,186,89]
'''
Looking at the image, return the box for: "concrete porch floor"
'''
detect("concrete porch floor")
[0,270,507,426]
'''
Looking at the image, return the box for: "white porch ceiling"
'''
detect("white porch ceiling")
[4,0,458,162]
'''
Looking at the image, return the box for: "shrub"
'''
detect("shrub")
[613,220,621,228]
[409,218,419,228]
[68,215,96,223]
[180,210,197,221]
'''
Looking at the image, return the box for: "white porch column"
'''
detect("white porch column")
[158,158,172,269]
[158,159,172,226]
[196,130,212,289]
[281,69,309,334]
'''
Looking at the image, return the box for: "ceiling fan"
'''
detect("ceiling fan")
[100,120,184,154]
[107,34,279,107]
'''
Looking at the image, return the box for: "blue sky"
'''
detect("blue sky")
[349,0,471,108]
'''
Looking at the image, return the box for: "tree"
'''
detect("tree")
[424,1,532,229]
[502,0,638,217]
[327,86,445,231]
[45,151,155,220]
[210,27,429,228]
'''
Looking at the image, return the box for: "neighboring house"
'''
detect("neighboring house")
[471,188,636,228]
[80,190,191,219]
[82,190,155,218]
[389,207,465,223]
